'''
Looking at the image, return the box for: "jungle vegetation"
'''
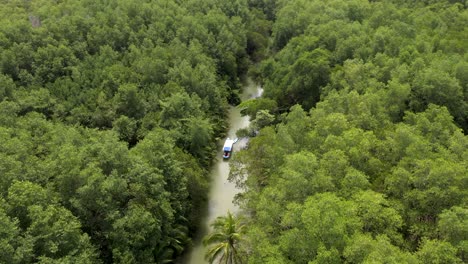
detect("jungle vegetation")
[0,0,466,263]
[232,0,467,263]
[0,0,269,263]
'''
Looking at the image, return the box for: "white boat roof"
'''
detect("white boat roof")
[223,138,235,148]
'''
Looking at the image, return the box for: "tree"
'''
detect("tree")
[285,48,331,109]
[110,204,161,263]
[6,181,58,229]
[0,201,32,264]
[238,98,277,119]
[112,115,138,145]
[0,74,15,101]
[344,234,418,264]
[309,246,341,264]
[263,48,331,110]
[410,68,467,131]
[203,211,246,264]
[276,151,333,203]
[250,109,275,131]
[437,206,468,262]
[301,193,362,253]
[352,190,403,244]
[184,116,214,166]
[276,193,362,263]
[416,239,462,264]
[26,205,99,263]
[113,83,146,120]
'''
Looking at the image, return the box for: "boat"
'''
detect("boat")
[222,138,238,159]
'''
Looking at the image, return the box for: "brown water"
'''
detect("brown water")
[182,79,262,264]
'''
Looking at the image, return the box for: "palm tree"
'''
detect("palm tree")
[203,211,246,264]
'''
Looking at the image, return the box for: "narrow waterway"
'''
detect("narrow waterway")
[182,79,262,264]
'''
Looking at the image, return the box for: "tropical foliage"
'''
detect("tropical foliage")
[1,0,467,263]
[231,0,468,263]
[0,0,271,263]
[203,211,246,264]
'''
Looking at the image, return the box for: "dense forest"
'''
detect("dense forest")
[0,0,270,263]
[232,0,467,263]
[0,0,466,263]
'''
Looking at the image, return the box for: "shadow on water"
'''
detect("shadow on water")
[179,78,262,264]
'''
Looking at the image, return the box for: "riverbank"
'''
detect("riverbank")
[181,78,261,264]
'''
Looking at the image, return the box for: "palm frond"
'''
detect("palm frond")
[203,211,246,264]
